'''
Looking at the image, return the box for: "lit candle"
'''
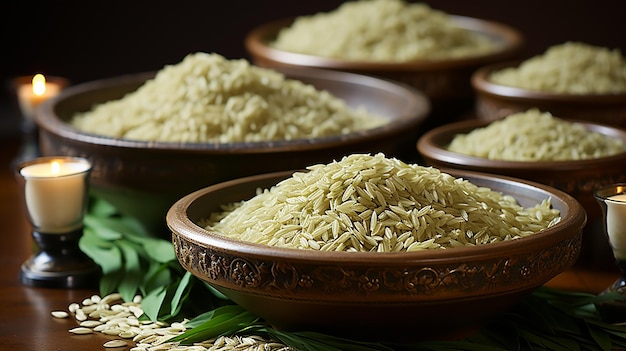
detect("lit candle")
[16,74,65,121]
[18,157,92,234]
[605,193,626,260]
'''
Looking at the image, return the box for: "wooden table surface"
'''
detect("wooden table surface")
[0,134,622,351]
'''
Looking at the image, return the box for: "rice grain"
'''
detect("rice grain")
[204,153,560,251]
[70,53,386,143]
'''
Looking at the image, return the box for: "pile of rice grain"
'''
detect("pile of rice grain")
[204,153,560,252]
[271,0,497,62]
[70,52,386,143]
[447,109,625,161]
[489,42,626,94]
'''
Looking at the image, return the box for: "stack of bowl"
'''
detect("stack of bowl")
[32,2,612,342]
[418,42,626,267]
[417,117,626,267]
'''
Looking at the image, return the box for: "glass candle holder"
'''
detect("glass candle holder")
[16,156,100,288]
[594,183,626,323]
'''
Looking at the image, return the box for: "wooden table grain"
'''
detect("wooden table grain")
[0,135,621,351]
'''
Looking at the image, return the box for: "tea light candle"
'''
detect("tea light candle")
[16,74,64,121]
[606,193,626,260]
[19,157,92,234]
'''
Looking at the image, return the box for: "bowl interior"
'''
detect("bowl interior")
[473,61,626,103]
[417,118,626,171]
[168,168,585,339]
[40,68,430,151]
[472,61,626,125]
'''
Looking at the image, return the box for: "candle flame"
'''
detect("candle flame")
[32,74,47,96]
[50,161,61,175]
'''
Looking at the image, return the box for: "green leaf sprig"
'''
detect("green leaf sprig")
[407,287,626,351]
[165,287,626,351]
[78,197,225,322]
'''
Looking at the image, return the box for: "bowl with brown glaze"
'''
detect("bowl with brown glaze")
[245,15,523,118]
[472,60,626,127]
[417,118,626,267]
[167,168,585,341]
[35,67,430,234]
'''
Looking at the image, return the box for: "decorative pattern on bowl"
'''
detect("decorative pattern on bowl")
[172,230,580,301]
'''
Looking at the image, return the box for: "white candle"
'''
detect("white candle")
[605,193,626,260]
[16,74,64,121]
[19,157,92,234]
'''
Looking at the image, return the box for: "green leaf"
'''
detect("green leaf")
[83,215,123,240]
[79,230,121,274]
[170,271,193,316]
[99,269,124,297]
[202,282,231,300]
[141,237,177,263]
[586,320,614,351]
[284,330,396,351]
[141,286,167,322]
[185,305,248,328]
[88,197,118,217]
[168,306,259,344]
[142,261,173,295]
[117,240,142,302]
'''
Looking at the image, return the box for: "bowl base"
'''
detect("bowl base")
[215,285,532,342]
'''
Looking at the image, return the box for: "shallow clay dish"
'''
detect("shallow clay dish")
[472,61,626,127]
[245,16,523,117]
[35,68,430,234]
[167,169,585,340]
[417,118,626,266]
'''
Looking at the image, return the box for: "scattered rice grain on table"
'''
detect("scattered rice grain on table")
[447,109,625,161]
[203,153,560,252]
[56,293,293,351]
[271,0,498,62]
[70,52,386,143]
[489,41,626,94]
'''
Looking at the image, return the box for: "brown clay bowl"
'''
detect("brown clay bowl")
[472,61,626,127]
[167,168,585,340]
[417,118,626,267]
[245,16,523,117]
[35,67,430,234]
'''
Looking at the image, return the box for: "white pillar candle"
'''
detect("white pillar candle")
[605,193,626,260]
[15,74,65,121]
[19,157,92,234]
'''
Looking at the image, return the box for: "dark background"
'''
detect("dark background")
[2,0,626,133]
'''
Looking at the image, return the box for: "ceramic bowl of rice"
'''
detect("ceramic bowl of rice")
[417,109,626,267]
[245,0,523,118]
[167,153,585,340]
[472,41,626,127]
[35,52,430,234]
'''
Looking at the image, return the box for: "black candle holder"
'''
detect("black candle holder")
[594,183,626,323]
[21,229,100,288]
